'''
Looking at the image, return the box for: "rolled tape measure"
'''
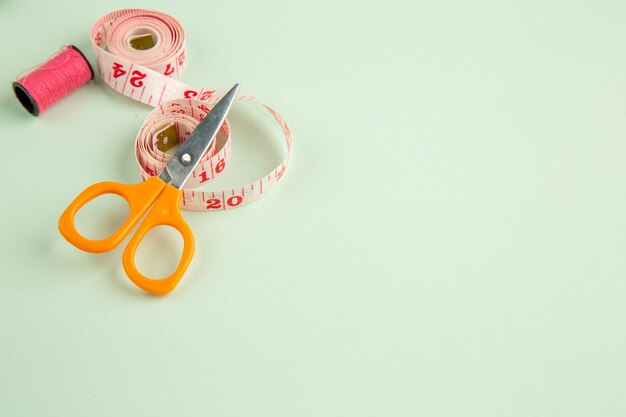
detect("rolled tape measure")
[89,9,292,211]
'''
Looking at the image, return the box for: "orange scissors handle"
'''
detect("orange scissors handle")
[122,184,195,295]
[58,176,195,295]
[58,176,166,253]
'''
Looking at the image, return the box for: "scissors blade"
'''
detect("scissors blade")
[159,83,240,188]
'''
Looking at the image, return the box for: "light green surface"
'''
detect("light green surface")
[1,0,625,415]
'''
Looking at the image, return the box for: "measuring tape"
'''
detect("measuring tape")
[91,9,292,211]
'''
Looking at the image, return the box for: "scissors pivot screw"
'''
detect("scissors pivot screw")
[181,153,192,165]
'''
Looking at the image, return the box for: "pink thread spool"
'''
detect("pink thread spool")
[12,45,94,116]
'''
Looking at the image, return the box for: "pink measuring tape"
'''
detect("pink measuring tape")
[90,9,292,211]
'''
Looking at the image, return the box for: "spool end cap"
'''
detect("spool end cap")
[12,81,39,116]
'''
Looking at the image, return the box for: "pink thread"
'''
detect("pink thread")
[14,45,93,115]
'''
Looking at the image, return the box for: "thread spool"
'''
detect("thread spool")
[12,45,94,116]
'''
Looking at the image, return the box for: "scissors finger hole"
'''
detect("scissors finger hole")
[74,194,130,240]
[134,225,184,280]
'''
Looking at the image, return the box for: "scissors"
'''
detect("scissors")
[58,83,240,295]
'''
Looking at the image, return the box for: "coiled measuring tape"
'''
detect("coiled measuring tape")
[91,9,292,211]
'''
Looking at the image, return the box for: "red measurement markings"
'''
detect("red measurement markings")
[205,193,243,210]
[120,64,133,95]
[129,70,146,87]
[157,84,166,105]
[215,159,225,173]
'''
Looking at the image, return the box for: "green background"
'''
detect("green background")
[1,0,625,415]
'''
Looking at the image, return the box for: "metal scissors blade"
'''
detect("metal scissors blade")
[159,83,240,188]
